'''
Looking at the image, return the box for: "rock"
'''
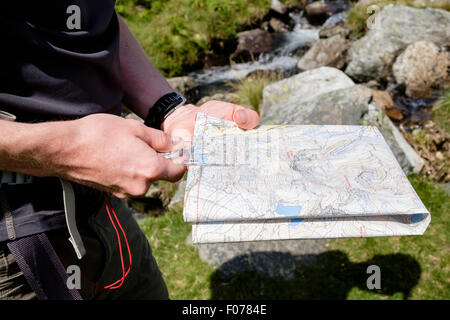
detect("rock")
[305,1,334,25]
[262,67,424,173]
[357,0,449,8]
[440,183,450,196]
[245,69,287,80]
[411,0,450,7]
[297,34,349,71]
[194,236,327,279]
[261,20,270,32]
[263,67,355,111]
[392,41,449,98]
[355,0,376,7]
[231,29,273,62]
[127,180,179,216]
[370,89,404,121]
[319,21,351,39]
[168,179,186,209]
[196,92,237,105]
[167,76,199,102]
[269,17,291,33]
[203,52,228,68]
[270,0,287,15]
[345,5,450,82]
[363,79,382,90]
[393,95,437,125]
[305,0,353,25]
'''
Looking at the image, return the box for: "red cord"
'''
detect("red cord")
[57,194,133,293]
[102,193,132,290]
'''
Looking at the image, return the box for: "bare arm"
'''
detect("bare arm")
[0,115,185,198]
[0,119,68,177]
[118,15,173,119]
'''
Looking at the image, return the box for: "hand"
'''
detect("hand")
[53,114,185,198]
[161,100,260,141]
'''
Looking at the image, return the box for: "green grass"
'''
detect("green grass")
[138,174,450,299]
[230,72,284,116]
[116,0,296,77]
[433,89,450,133]
[138,204,215,299]
[346,0,450,39]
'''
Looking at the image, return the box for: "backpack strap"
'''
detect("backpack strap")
[7,233,83,300]
[60,179,86,260]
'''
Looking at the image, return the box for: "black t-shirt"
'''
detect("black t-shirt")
[0,0,123,122]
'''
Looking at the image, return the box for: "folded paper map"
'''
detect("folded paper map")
[183,113,430,244]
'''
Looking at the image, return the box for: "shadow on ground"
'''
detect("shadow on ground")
[210,250,421,300]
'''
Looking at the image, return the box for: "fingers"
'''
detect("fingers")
[116,156,185,198]
[138,125,180,152]
[199,100,260,130]
[232,107,260,130]
[152,155,186,182]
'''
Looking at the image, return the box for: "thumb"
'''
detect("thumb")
[138,126,181,152]
[232,108,260,130]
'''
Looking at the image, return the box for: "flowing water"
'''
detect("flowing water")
[188,12,337,85]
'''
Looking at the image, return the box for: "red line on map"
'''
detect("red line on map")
[344,175,351,188]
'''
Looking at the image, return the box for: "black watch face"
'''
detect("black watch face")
[163,93,183,108]
[144,92,186,128]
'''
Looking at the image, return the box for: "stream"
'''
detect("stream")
[187,12,345,86]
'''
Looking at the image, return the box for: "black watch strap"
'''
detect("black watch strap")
[144,92,187,129]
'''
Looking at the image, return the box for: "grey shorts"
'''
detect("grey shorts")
[0,195,169,300]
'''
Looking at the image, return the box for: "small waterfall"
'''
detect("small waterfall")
[188,12,321,85]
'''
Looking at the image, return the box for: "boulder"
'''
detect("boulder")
[196,92,237,106]
[127,180,179,216]
[370,89,404,122]
[345,5,450,82]
[354,0,376,7]
[269,17,291,33]
[262,67,424,173]
[305,1,334,25]
[410,0,450,7]
[231,29,273,62]
[297,34,349,71]
[355,0,449,8]
[168,179,186,209]
[263,66,355,111]
[392,41,449,98]
[305,0,353,25]
[319,21,351,39]
[203,52,228,68]
[261,20,270,32]
[270,0,288,15]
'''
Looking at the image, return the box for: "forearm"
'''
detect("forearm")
[0,119,75,177]
[118,15,173,119]
[0,113,185,197]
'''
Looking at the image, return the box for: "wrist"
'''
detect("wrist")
[144,91,188,129]
[160,103,195,133]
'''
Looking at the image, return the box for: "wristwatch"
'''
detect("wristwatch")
[144,91,187,129]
